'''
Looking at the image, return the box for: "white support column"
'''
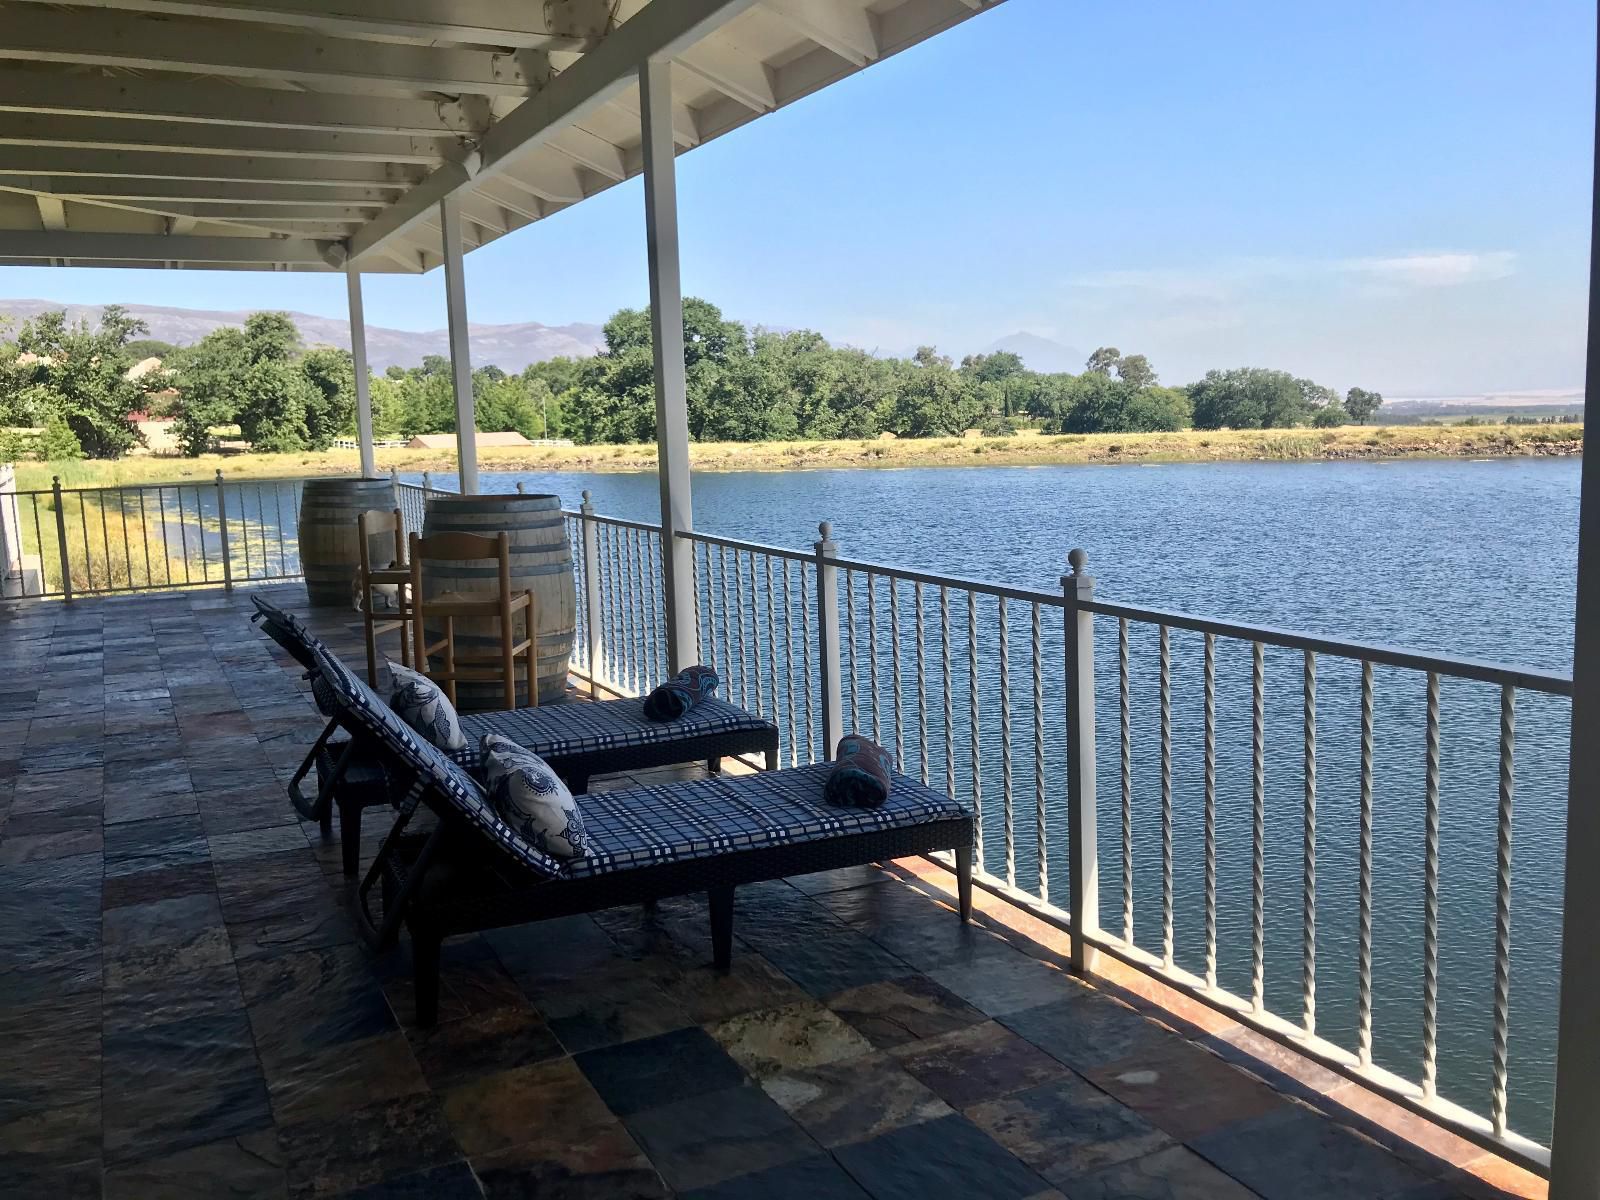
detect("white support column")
[640,55,696,672]
[439,191,479,494]
[345,267,376,478]
[1549,24,1600,1195]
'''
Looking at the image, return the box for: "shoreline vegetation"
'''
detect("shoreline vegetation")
[15,423,1583,492]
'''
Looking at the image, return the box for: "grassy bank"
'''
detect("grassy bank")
[13,422,1582,491]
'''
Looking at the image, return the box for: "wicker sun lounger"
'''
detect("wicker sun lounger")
[250,594,781,873]
[303,640,973,1027]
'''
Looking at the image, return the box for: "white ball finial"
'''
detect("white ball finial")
[819,520,832,540]
[1068,548,1087,575]
[582,489,592,502]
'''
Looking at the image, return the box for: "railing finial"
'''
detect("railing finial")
[582,489,592,502]
[1068,547,1087,576]
[819,520,832,541]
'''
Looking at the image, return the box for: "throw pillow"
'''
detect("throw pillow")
[386,660,467,752]
[481,733,588,858]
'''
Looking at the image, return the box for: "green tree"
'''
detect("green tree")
[1187,367,1308,429]
[300,348,356,449]
[1115,354,1157,389]
[237,358,318,452]
[1085,346,1122,375]
[36,413,84,461]
[171,327,250,455]
[11,306,150,458]
[243,311,301,362]
[1345,387,1383,423]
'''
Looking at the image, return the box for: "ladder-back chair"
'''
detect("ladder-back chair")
[408,529,538,710]
[356,508,412,686]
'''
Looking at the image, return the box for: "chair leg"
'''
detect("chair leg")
[709,885,734,970]
[707,756,721,776]
[955,845,973,923]
[764,747,778,772]
[411,926,443,1028]
[339,799,362,878]
[364,612,378,687]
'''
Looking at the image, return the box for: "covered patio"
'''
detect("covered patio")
[0,584,1538,1198]
[3,0,1600,1197]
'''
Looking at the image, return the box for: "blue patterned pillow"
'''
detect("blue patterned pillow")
[386,660,467,752]
[481,733,588,858]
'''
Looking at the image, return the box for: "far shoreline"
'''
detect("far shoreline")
[16,422,1583,491]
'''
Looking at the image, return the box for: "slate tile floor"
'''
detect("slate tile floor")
[0,584,1532,1198]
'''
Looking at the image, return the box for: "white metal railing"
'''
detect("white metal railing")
[560,496,1569,1174]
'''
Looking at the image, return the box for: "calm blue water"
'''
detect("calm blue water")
[408,458,1577,1142]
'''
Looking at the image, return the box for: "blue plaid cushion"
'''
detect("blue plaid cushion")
[310,643,564,880]
[250,593,329,671]
[451,698,774,771]
[565,762,970,880]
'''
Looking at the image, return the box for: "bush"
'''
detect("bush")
[37,414,84,461]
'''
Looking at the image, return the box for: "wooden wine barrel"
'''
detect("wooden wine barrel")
[419,492,575,707]
[297,477,399,607]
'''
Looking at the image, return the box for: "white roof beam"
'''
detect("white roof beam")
[4,0,609,51]
[36,195,67,231]
[0,73,491,138]
[611,89,702,149]
[349,0,761,263]
[0,9,545,97]
[0,149,421,187]
[470,176,545,222]
[765,0,880,66]
[0,114,457,165]
[678,35,775,112]
[500,158,588,204]
[0,229,339,265]
[18,178,400,205]
[544,127,627,181]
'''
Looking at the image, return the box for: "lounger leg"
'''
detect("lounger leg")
[411,927,443,1028]
[764,747,778,772]
[708,885,734,970]
[955,845,973,923]
[707,757,721,776]
[339,798,362,878]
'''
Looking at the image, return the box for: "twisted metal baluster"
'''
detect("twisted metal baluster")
[889,578,904,765]
[941,586,954,801]
[644,531,664,681]
[137,489,152,587]
[1204,631,1217,990]
[1358,660,1375,1067]
[118,488,132,587]
[1033,602,1047,903]
[999,597,1014,887]
[845,569,859,731]
[968,590,984,869]
[915,582,928,785]
[866,573,881,743]
[1251,640,1266,1013]
[1422,670,1441,1099]
[1302,649,1317,1036]
[721,546,740,707]
[630,529,648,692]
[780,559,797,766]
[799,562,814,760]
[748,551,764,715]
[1160,624,1173,969]
[1120,618,1133,945]
[1491,684,1516,1138]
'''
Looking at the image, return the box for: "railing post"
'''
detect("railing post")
[51,475,71,601]
[581,490,604,694]
[814,521,843,760]
[423,470,432,493]
[1063,548,1100,972]
[215,469,233,592]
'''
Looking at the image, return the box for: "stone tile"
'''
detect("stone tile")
[926,948,1084,1017]
[832,1112,1050,1200]
[680,1153,871,1199]
[238,944,396,1074]
[1189,1105,1443,1200]
[0,826,103,863]
[826,973,987,1050]
[761,1051,952,1148]
[406,1006,564,1091]
[473,1117,667,1199]
[653,954,811,1025]
[0,993,103,1120]
[1069,1143,1260,1199]
[624,1085,816,1193]
[278,1092,457,1199]
[0,1154,101,1199]
[339,1160,483,1199]
[103,789,200,825]
[267,1032,428,1127]
[537,961,694,1054]
[966,1074,1172,1183]
[576,1026,747,1118]
[1084,1036,1287,1143]
[103,1129,287,1199]
[708,1001,874,1080]
[102,1010,273,1166]
[103,812,208,865]
[209,824,311,860]
[101,859,216,910]
[444,1058,615,1158]
[750,924,916,998]
[787,865,895,896]
[999,992,1175,1073]
[890,1020,1069,1109]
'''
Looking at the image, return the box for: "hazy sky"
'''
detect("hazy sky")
[2,0,1594,396]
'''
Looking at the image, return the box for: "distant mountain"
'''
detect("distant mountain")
[0,299,605,373]
[980,331,1086,375]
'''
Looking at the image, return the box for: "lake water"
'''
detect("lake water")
[406,457,1578,1143]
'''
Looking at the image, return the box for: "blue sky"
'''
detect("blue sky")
[2,0,1594,395]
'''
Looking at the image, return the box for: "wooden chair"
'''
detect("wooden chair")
[356,508,413,687]
[409,530,538,711]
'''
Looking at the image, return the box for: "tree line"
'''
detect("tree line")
[0,300,1384,460]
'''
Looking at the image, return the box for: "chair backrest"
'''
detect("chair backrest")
[250,593,330,670]
[407,529,512,607]
[356,508,406,577]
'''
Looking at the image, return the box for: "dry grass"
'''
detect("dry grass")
[13,422,1582,492]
